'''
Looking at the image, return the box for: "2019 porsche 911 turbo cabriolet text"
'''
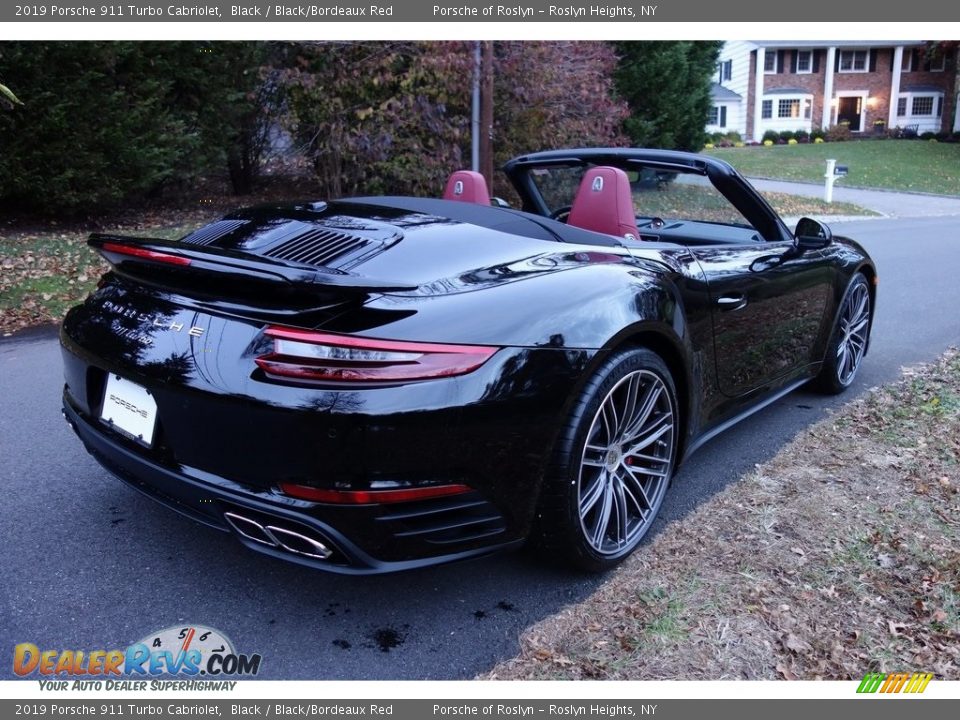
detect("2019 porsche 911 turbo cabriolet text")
[60,148,876,574]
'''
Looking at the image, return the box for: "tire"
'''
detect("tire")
[534,347,679,572]
[814,274,871,395]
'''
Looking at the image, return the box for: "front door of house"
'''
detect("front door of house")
[837,96,862,131]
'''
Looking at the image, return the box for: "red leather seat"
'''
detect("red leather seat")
[567,166,639,241]
[442,170,491,205]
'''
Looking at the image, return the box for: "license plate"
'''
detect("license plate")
[100,374,157,446]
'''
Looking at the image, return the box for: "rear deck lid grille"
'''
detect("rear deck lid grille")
[263,227,373,268]
[179,219,249,246]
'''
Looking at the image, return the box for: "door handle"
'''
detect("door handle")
[716,294,747,311]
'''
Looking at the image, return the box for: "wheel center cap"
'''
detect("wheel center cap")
[605,448,622,470]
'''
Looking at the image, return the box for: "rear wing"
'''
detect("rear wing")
[89,234,417,293]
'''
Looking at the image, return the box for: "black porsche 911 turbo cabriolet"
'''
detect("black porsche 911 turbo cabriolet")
[60,148,876,574]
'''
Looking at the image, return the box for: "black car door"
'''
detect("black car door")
[691,240,834,398]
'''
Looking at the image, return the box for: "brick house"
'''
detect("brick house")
[707,41,959,141]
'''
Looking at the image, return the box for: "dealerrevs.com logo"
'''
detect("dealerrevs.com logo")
[14,625,261,690]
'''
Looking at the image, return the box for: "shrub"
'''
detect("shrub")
[704,142,715,149]
[787,138,798,145]
[734,141,745,147]
[778,130,795,142]
[793,129,810,142]
[761,130,779,144]
[810,128,825,142]
[814,137,825,144]
[826,124,852,142]
[763,139,774,146]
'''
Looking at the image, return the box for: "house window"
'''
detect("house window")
[929,54,946,72]
[803,98,812,119]
[901,51,913,72]
[839,50,869,72]
[898,92,945,119]
[778,99,801,119]
[796,50,813,73]
[708,106,728,128]
[761,100,773,119]
[716,60,733,83]
[912,96,935,116]
[763,52,777,74]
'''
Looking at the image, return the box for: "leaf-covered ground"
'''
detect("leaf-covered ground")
[485,351,960,681]
[0,219,210,336]
[706,140,960,196]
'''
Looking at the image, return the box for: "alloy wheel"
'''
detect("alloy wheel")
[577,369,676,555]
[836,281,870,386]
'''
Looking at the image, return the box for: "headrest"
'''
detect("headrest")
[567,166,639,242]
[442,170,491,205]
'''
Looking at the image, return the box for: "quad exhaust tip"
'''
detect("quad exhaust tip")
[223,511,334,560]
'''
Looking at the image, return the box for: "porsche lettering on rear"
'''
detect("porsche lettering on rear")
[100,301,205,337]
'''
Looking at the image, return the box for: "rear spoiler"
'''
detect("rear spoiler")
[88,234,417,293]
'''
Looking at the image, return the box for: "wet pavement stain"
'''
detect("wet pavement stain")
[473,610,487,620]
[332,639,351,650]
[370,627,405,653]
[496,601,516,612]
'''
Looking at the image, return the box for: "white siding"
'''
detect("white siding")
[715,41,754,136]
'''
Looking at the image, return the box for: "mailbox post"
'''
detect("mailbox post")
[824,159,848,203]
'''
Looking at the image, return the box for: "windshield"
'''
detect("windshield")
[527,163,755,229]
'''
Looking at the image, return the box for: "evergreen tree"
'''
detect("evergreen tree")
[613,41,722,151]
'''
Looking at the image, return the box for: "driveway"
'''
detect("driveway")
[748,177,960,219]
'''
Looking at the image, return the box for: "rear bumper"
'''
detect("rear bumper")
[60,293,597,573]
[63,398,524,574]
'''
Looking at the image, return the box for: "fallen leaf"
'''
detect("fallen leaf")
[776,663,798,680]
[783,633,813,654]
[887,620,909,637]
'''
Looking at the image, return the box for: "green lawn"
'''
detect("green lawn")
[705,140,960,196]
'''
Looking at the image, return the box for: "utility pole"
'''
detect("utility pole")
[471,42,481,172]
[479,41,494,193]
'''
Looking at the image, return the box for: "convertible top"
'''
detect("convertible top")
[344,196,625,247]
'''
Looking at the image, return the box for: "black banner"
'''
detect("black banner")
[3,0,958,22]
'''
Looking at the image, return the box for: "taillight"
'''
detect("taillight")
[100,242,192,266]
[278,482,472,504]
[255,326,498,384]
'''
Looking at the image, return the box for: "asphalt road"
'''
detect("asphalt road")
[2,215,959,680]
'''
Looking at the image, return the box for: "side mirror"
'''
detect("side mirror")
[794,217,833,251]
